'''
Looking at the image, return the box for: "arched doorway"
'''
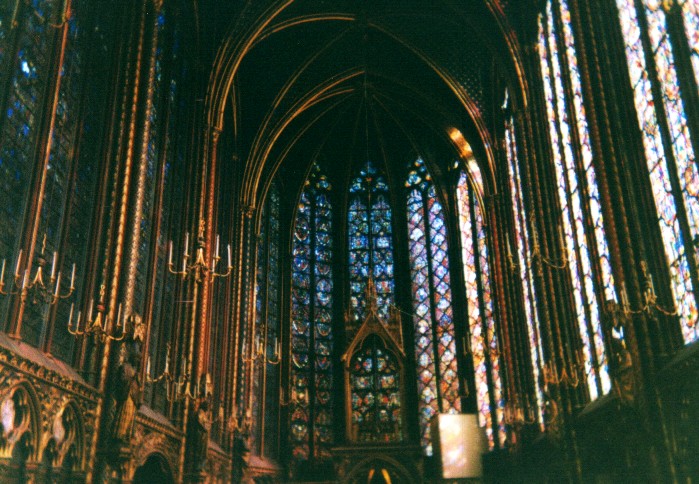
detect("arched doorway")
[133,453,174,484]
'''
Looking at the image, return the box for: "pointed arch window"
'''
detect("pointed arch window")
[538,0,615,399]
[348,161,395,322]
[251,183,281,459]
[616,0,699,343]
[0,0,58,330]
[505,119,545,427]
[405,158,460,455]
[290,165,334,463]
[456,163,505,447]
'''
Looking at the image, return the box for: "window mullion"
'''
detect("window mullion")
[664,4,699,164]
[421,188,444,413]
[468,185,499,447]
[543,13,600,394]
[634,0,699,306]
[308,190,318,461]
[551,0,606,396]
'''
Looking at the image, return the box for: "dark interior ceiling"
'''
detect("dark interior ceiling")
[215,0,521,202]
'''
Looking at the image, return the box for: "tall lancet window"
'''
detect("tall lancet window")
[538,0,614,399]
[405,158,460,455]
[616,0,699,343]
[457,163,505,447]
[252,183,281,459]
[290,165,334,462]
[505,119,545,427]
[348,161,395,321]
[0,0,58,328]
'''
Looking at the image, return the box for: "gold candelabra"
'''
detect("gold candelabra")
[67,285,142,342]
[279,386,309,407]
[0,235,75,305]
[503,395,539,426]
[616,262,678,317]
[168,220,232,282]
[542,349,588,388]
[530,225,568,271]
[146,346,213,402]
[243,334,281,365]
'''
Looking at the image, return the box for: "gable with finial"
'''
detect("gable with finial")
[343,277,405,367]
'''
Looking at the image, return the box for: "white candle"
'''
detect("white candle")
[215,234,220,258]
[164,345,170,372]
[68,303,74,326]
[21,269,27,289]
[50,251,56,280]
[54,272,61,296]
[116,303,123,332]
[87,298,94,320]
[147,356,151,377]
[184,232,190,256]
[69,263,75,289]
[168,240,173,266]
[15,249,22,277]
[0,259,5,286]
[227,244,232,268]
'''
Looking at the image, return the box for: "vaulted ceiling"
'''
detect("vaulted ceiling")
[202,1,529,204]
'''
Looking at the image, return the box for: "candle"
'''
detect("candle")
[116,303,123,332]
[50,251,56,280]
[215,234,220,259]
[69,263,75,289]
[68,303,74,327]
[184,232,190,256]
[87,298,94,320]
[164,345,170,373]
[54,272,61,296]
[0,259,6,286]
[620,283,629,308]
[147,356,151,377]
[15,249,22,278]
[559,225,566,253]
[21,269,27,289]
[168,240,173,266]
[227,244,232,268]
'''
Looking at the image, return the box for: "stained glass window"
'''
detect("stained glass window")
[290,165,334,463]
[250,184,281,458]
[505,119,545,427]
[41,1,86,361]
[456,165,505,447]
[405,158,460,455]
[616,0,699,344]
[349,334,401,443]
[0,0,56,334]
[538,0,613,399]
[348,161,395,322]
